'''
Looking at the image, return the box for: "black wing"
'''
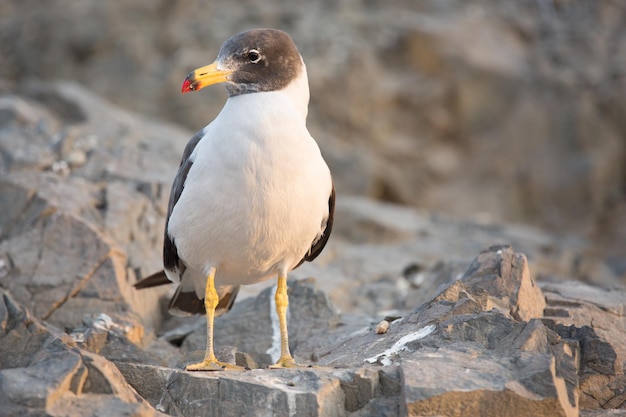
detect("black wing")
[134,129,205,289]
[295,181,335,268]
[133,270,169,289]
[162,129,205,275]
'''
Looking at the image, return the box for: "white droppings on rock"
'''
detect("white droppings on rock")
[365,324,436,366]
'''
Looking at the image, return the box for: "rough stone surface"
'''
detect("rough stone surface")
[461,244,546,321]
[181,278,349,368]
[3,198,626,416]
[112,245,623,417]
[400,354,574,417]
[543,282,626,410]
[0,290,163,417]
[581,411,626,417]
[0,82,177,332]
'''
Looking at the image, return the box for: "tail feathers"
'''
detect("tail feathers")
[168,285,240,317]
[134,270,171,289]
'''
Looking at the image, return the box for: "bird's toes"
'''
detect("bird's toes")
[186,359,244,371]
[268,356,306,369]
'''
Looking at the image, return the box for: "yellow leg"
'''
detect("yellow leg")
[268,274,301,368]
[186,267,242,371]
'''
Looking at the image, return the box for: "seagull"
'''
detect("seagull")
[134,28,334,371]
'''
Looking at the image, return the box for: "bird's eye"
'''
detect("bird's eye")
[247,49,262,64]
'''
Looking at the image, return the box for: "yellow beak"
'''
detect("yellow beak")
[181,62,233,93]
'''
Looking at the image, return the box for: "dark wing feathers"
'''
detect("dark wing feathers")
[295,182,335,269]
[163,129,205,274]
[134,129,205,291]
[133,270,170,289]
[306,182,335,262]
[168,285,240,317]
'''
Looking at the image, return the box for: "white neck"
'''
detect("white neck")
[218,59,311,130]
[280,59,310,121]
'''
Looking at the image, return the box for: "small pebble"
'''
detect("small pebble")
[65,149,87,168]
[375,320,390,334]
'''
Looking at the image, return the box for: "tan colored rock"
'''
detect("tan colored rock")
[48,394,164,417]
[542,282,626,410]
[401,353,577,417]
[461,244,546,321]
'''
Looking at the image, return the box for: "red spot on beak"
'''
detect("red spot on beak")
[181,78,193,93]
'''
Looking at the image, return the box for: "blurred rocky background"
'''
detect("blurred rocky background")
[1,0,625,280]
[1,0,625,416]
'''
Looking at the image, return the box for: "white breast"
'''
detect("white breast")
[167,82,331,288]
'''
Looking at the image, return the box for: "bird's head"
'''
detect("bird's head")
[181,29,304,97]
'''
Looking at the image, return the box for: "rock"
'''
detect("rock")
[3,218,626,416]
[116,362,404,417]
[111,244,625,417]
[581,411,626,417]
[0,82,178,332]
[542,282,626,410]
[0,289,163,416]
[317,246,580,416]
[400,353,575,417]
[157,368,346,417]
[181,278,350,368]
[292,195,587,319]
[376,320,390,334]
[47,395,161,417]
[69,313,168,368]
[460,244,546,321]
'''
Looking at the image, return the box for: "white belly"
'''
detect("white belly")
[167,93,331,287]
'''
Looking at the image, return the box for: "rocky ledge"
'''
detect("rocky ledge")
[1,245,625,417]
[0,83,624,416]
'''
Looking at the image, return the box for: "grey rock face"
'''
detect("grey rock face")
[0,82,179,332]
[116,246,623,417]
[0,290,163,417]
